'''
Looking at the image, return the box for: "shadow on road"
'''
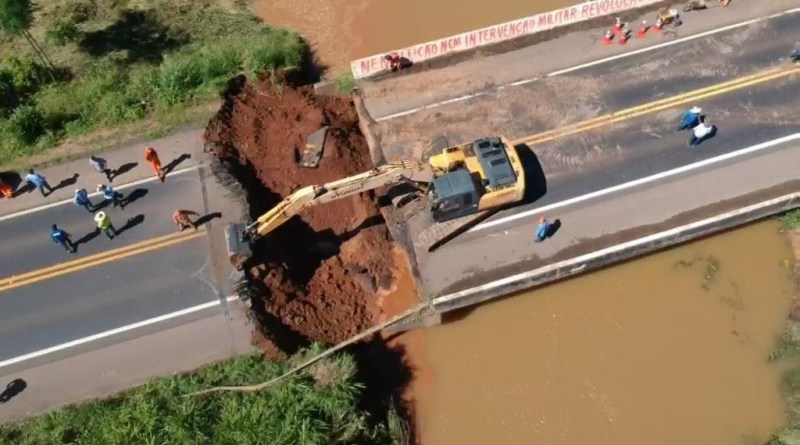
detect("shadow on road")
[122,188,149,207]
[51,173,80,194]
[118,214,145,235]
[163,153,191,176]
[514,143,547,204]
[195,211,222,227]
[0,378,26,403]
[545,218,562,239]
[112,162,138,180]
[74,228,101,248]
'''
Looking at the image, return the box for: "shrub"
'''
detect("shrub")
[781,210,800,231]
[335,71,355,94]
[46,20,81,46]
[0,70,19,116]
[243,30,304,78]
[1,57,50,97]
[157,54,206,106]
[7,105,45,145]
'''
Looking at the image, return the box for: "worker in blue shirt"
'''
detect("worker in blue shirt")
[73,188,94,213]
[534,217,551,243]
[50,224,76,253]
[25,169,52,197]
[97,184,125,209]
[677,106,702,131]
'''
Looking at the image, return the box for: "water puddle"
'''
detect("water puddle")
[252,0,579,71]
[418,221,795,445]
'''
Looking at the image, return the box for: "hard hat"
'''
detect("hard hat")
[690,106,702,114]
[94,211,106,222]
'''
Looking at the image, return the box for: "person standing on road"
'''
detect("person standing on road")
[89,155,113,182]
[94,211,117,240]
[50,224,76,253]
[172,209,199,231]
[534,217,551,243]
[689,117,716,147]
[73,188,94,213]
[97,184,125,209]
[677,106,702,131]
[25,169,52,197]
[144,146,164,182]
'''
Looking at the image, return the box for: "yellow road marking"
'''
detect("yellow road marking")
[0,230,205,292]
[513,66,800,146]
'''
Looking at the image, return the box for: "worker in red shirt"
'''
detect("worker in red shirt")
[144,146,165,182]
[173,209,199,231]
[0,179,13,199]
[384,53,401,72]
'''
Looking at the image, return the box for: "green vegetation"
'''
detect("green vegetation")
[336,71,356,94]
[0,0,307,166]
[0,347,408,445]
[781,210,800,231]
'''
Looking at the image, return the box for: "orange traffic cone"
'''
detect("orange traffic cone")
[636,20,648,37]
[602,29,614,45]
[613,17,624,33]
[653,17,664,32]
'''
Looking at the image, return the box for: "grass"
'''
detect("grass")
[0,0,307,168]
[335,71,356,94]
[781,210,800,231]
[0,347,407,445]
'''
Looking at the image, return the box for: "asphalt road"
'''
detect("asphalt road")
[0,168,224,364]
[376,10,800,295]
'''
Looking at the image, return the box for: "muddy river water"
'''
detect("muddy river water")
[417,221,795,445]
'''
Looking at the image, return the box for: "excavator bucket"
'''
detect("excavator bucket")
[298,126,328,168]
[225,223,252,271]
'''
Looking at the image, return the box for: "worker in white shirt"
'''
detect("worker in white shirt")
[688,116,716,147]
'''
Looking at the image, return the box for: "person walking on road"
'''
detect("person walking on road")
[689,117,716,147]
[50,224,76,253]
[144,146,164,182]
[25,169,52,197]
[73,188,94,213]
[89,155,113,182]
[94,211,117,240]
[172,209,199,231]
[97,184,125,209]
[677,106,702,131]
[534,217,551,243]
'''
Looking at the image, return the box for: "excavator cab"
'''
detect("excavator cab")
[428,169,480,222]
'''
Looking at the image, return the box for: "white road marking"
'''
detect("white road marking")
[0,165,200,222]
[0,295,239,370]
[471,133,800,232]
[374,7,800,122]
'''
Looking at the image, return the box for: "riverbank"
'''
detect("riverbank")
[767,210,800,445]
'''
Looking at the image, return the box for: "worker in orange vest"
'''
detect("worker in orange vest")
[144,146,165,182]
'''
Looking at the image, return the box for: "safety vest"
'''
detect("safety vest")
[94,212,112,229]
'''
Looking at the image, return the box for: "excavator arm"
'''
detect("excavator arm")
[244,160,433,239]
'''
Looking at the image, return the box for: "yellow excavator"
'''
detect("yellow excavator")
[225,136,527,270]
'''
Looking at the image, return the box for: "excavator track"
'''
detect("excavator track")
[416,209,499,253]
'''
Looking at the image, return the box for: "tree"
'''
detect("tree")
[0,0,55,79]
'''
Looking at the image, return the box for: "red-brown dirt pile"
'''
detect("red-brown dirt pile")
[206,76,406,347]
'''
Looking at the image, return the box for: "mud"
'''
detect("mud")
[205,75,411,348]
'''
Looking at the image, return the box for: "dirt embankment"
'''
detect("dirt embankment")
[205,75,415,352]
